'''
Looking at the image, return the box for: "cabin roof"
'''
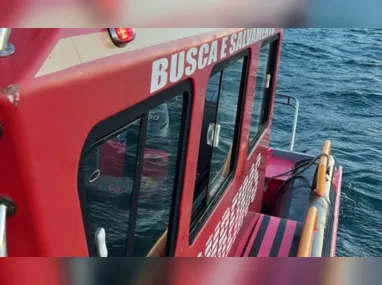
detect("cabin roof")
[0,28,281,88]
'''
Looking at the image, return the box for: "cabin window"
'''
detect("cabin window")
[132,96,184,257]
[248,39,278,152]
[78,82,191,257]
[190,50,249,239]
[81,119,140,257]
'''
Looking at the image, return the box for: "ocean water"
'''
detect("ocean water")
[272,28,382,257]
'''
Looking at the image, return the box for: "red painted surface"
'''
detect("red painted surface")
[243,215,264,256]
[265,151,295,180]
[257,216,280,257]
[232,211,260,256]
[242,215,302,257]
[0,29,62,88]
[263,151,295,211]
[1,259,65,285]
[278,220,298,257]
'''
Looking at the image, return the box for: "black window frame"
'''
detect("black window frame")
[189,49,250,243]
[77,79,193,257]
[248,35,279,153]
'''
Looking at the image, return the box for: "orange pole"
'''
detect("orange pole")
[147,230,168,257]
[316,140,331,197]
[297,207,318,257]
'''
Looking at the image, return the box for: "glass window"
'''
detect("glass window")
[191,54,248,233]
[248,40,277,151]
[82,119,141,257]
[133,95,183,256]
[208,59,244,201]
[79,86,189,257]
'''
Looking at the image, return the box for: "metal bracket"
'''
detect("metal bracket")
[0,196,16,217]
[0,28,15,58]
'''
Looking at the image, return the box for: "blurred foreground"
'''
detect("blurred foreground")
[1,258,382,285]
[1,0,382,27]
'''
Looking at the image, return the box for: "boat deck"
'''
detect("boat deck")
[243,214,303,257]
[237,148,318,257]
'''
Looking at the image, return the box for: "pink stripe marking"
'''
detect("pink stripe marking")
[278,220,297,257]
[257,217,280,257]
[243,215,264,256]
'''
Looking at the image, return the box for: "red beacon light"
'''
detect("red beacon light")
[108,28,136,47]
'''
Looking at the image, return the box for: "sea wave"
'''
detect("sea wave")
[274,28,382,257]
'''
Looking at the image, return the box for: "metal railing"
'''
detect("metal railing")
[0,197,16,257]
[0,204,7,256]
[274,94,300,152]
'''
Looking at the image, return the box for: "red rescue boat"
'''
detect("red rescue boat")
[0,28,342,258]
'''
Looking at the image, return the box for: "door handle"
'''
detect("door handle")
[206,123,221,147]
[266,73,271,89]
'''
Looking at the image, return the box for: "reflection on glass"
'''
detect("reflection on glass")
[133,94,184,256]
[193,71,221,203]
[208,58,244,200]
[249,45,270,148]
[83,119,141,257]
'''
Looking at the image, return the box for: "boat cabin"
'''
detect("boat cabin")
[0,28,342,257]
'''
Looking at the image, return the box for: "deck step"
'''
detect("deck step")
[244,215,303,257]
